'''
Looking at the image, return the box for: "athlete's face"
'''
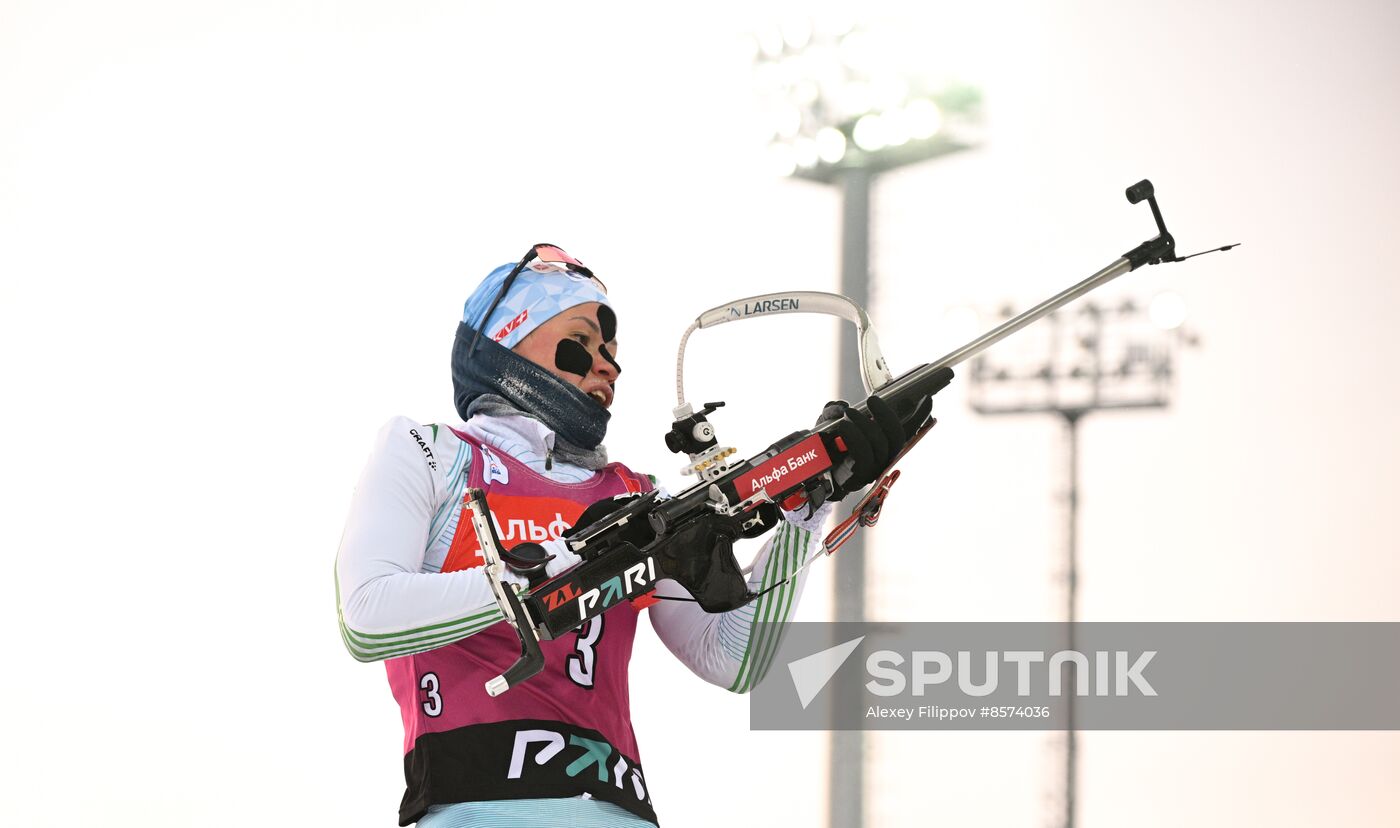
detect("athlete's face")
[513,301,620,409]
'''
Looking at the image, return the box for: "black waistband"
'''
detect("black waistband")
[399,718,657,826]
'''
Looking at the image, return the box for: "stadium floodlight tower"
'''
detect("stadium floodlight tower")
[752,17,981,828]
[968,294,1195,828]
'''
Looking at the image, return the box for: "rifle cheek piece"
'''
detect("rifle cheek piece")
[500,541,554,588]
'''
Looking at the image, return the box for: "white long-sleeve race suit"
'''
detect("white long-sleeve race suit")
[336,413,828,824]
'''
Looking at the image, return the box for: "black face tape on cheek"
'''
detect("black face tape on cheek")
[554,339,593,377]
[600,343,622,376]
[596,304,617,343]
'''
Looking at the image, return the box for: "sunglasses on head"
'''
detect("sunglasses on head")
[469,243,607,355]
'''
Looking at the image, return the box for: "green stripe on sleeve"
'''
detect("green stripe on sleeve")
[340,611,504,662]
[334,560,505,662]
[729,522,812,693]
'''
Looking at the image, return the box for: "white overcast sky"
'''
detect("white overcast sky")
[2,1,1397,826]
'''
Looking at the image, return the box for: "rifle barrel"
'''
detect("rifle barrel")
[856,256,1135,415]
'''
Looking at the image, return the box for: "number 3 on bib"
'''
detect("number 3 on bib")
[420,672,443,717]
[566,616,604,688]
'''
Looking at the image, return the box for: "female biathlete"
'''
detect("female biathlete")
[335,244,906,826]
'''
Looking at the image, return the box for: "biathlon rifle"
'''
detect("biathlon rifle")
[471,179,1236,696]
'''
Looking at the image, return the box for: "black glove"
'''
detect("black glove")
[900,393,934,440]
[652,506,776,612]
[817,394,914,500]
